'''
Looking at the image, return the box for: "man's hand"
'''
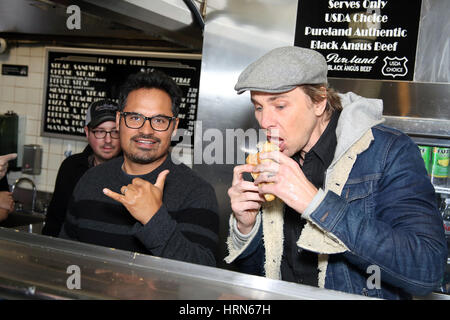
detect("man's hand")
[253,151,318,214]
[103,170,169,225]
[228,164,265,235]
[0,191,14,212]
[0,153,17,179]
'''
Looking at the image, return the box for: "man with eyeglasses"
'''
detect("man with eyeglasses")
[42,100,122,237]
[59,71,219,267]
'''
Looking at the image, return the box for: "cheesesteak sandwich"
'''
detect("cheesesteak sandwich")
[245,141,279,202]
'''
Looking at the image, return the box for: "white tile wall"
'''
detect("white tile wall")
[0,44,87,193]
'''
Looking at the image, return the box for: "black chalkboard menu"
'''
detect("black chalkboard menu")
[294,0,421,80]
[41,47,201,147]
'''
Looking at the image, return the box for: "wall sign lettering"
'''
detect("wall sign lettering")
[294,0,422,80]
[42,47,201,148]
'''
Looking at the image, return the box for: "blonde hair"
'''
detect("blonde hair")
[300,84,342,119]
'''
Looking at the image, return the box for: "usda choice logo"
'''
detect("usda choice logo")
[382,56,408,78]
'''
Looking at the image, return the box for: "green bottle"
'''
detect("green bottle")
[418,145,431,175]
[430,147,449,187]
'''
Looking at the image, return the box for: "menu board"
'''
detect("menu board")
[294,0,422,80]
[41,47,201,147]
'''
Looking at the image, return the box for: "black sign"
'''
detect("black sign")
[2,64,28,77]
[294,0,422,80]
[42,48,201,147]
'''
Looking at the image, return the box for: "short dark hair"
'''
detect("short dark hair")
[118,70,183,116]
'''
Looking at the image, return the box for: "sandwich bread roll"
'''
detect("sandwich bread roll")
[246,141,279,202]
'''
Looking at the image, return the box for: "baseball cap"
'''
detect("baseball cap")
[85,99,119,128]
[234,46,328,94]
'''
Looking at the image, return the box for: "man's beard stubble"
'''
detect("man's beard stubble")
[124,133,165,165]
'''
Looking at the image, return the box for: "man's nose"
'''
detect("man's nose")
[259,108,277,129]
[104,132,113,143]
[140,118,156,134]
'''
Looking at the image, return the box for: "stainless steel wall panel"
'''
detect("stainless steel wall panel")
[195,0,299,267]
[415,0,450,83]
[328,78,450,137]
[329,79,450,120]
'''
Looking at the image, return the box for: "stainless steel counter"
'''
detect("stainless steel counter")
[0,227,370,300]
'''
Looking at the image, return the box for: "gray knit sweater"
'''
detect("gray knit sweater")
[60,155,219,267]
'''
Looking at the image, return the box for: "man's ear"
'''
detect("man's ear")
[115,111,121,131]
[84,126,89,139]
[171,118,180,137]
[314,87,328,116]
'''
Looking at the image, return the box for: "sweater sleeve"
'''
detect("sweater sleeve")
[42,164,69,237]
[58,194,79,241]
[133,204,219,267]
[225,213,262,263]
[43,157,86,237]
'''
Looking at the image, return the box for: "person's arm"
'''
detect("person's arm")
[0,177,11,222]
[305,134,447,296]
[133,203,219,266]
[0,154,17,180]
[225,213,266,276]
[225,212,262,261]
[42,160,77,237]
[0,191,14,222]
[58,189,79,241]
[135,177,219,266]
[0,176,13,222]
[224,163,266,264]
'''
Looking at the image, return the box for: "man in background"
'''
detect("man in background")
[42,100,121,236]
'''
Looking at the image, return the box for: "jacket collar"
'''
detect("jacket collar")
[331,92,385,169]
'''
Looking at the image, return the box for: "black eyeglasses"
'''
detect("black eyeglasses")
[120,112,176,131]
[91,129,120,139]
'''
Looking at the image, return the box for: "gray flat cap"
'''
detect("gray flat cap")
[235,46,328,94]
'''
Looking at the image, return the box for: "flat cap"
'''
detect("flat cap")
[235,46,328,94]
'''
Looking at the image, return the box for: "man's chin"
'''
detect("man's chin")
[124,151,160,165]
[98,152,119,161]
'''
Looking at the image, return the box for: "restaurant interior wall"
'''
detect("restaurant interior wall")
[0,44,87,193]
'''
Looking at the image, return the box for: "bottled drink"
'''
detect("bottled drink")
[442,198,450,238]
[418,145,431,175]
[430,147,449,187]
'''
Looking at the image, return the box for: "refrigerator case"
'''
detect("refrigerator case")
[414,137,450,295]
